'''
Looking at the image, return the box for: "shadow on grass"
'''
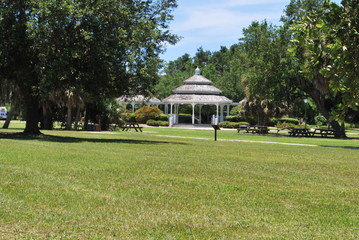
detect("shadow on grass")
[0,132,186,145]
[319,145,359,150]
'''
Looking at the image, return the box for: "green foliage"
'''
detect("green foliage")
[219,121,250,128]
[278,118,300,125]
[146,120,169,126]
[0,0,178,134]
[128,113,137,123]
[229,105,242,116]
[268,118,279,127]
[135,106,162,124]
[225,115,242,122]
[314,114,328,126]
[275,122,298,129]
[121,111,137,123]
[156,54,194,99]
[155,114,169,121]
[289,0,358,137]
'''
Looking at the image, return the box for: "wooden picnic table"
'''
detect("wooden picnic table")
[122,122,143,132]
[238,125,269,134]
[237,125,249,133]
[288,128,312,137]
[312,128,335,137]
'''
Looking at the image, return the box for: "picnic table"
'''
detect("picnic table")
[122,122,143,132]
[312,128,335,137]
[276,127,294,134]
[238,125,269,134]
[288,128,312,137]
[237,125,249,133]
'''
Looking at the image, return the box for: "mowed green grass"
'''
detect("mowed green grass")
[0,124,358,239]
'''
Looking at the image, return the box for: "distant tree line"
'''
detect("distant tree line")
[156,0,358,138]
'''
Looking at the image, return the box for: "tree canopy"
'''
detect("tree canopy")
[290,0,358,137]
[0,0,178,134]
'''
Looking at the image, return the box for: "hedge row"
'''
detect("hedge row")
[219,121,250,128]
[146,120,169,126]
[226,115,300,126]
[270,118,300,126]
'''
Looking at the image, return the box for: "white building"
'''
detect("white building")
[163,68,232,125]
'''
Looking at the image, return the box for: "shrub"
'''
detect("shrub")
[268,118,279,126]
[219,121,250,128]
[314,114,328,126]
[146,120,169,126]
[230,105,242,115]
[135,106,162,123]
[128,113,137,123]
[345,122,359,128]
[225,115,241,122]
[277,118,299,125]
[122,112,137,123]
[155,114,168,121]
[275,122,298,129]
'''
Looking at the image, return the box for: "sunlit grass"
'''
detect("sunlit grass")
[0,123,358,239]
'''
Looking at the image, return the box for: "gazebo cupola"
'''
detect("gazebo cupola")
[163,68,232,125]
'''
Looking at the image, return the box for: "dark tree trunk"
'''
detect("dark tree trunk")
[295,76,347,139]
[74,106,81,130]
[2,103,15,129]
[41,103,53,130]
[309,90,347,139]
[330,121,346,139]
[23,95,41,135]
[66,95,73,130]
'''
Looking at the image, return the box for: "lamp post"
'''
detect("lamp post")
[304,99,308,129]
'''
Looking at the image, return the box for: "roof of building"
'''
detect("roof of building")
[163,67,232,105]
[173,84,222,95]
[162,94,232,104]
[117,95,162,104]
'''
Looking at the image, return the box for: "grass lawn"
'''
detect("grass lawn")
[1,122,358,239]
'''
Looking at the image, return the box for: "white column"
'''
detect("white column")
[199,105,202,124]
[131,103,135,113]
[192,103,195,125]
[227,105,230,117]
[220,105,224,122]
[165,104,168,115]
[216,104,219,119]
[175,104,179,124]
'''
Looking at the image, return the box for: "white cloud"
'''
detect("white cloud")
[162,0,289,61]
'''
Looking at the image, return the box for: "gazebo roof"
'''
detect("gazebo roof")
[163,67,232,105]
[117,95,162,105]
[183,75,212,85]
[163,94,232,104]
[173,85,222,95]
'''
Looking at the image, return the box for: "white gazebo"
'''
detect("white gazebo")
[163,68,232,125]
[116,95,163,113]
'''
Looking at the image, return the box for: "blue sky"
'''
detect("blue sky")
[161,0,341,62]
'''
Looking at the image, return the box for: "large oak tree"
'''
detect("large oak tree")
[0,0,178,134]
[290,0,358,138]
